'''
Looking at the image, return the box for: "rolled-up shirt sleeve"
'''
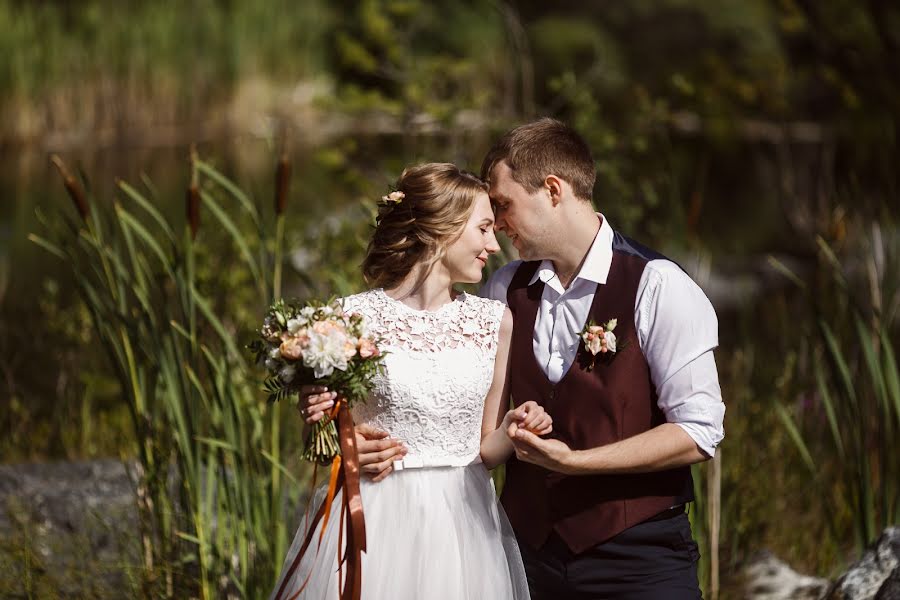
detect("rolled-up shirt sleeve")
[636,260,725,457]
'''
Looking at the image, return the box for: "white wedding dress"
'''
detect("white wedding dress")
[271,289,530,600]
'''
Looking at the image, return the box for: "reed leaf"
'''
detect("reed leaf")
[820,321,857,405]
[775,403,816,472]
[115,205,176,280]
[190,284,247,369]
[856,316,888,408]
[195,160,260,226]
[118,179,177,243]
[766,255,806,289]
[199,189,264,290]
[882,331,900,423]
[813,358,844,459]
[261,449,299,485]
[26,233,66,259]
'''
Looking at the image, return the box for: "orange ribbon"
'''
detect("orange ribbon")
[273,399,367,600]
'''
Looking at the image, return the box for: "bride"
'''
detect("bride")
[270,163,550,599]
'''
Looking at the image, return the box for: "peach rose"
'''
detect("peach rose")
[358,338,379,359]
[279,336,306,361]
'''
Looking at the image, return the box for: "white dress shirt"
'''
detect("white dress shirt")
[480,215,725,457]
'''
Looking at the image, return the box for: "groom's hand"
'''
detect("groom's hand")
[509,429,577,474]
[356,423,407,482]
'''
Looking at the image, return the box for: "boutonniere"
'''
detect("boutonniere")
[580,318,619,371]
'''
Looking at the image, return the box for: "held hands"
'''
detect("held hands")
[296,385,406,481]
[505,401,576,474]
[502,401,553,438]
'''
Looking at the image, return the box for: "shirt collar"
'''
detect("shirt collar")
[528,213,614,292]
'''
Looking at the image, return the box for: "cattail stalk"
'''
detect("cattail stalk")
[272,151,291,300]
[275,152,291,217]
[50,155,89,221]
[186,183,201,240]
[187,147,201,240]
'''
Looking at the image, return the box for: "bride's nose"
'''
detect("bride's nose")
[485,232,500,254]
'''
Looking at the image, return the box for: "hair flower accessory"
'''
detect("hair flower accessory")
[381,190,405,204]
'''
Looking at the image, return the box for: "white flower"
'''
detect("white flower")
[382,191,405,203]
[286,318,304,334]
[279,364,296,383]
[604,331,617,353]
[265,358,278,370]
[320,306,334,317]
[605,318,617,332]
[303,323,351,378]
[301,306,316,320]
[268,347,282,359]
[356,317,369,338]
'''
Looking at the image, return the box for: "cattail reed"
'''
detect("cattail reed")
[50,155,89,221]
[187,146,201,239]
[275,152,291,216]
[186,183,201,240]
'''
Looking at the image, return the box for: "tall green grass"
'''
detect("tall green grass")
[30,153,302,597]
[772,224,900,555]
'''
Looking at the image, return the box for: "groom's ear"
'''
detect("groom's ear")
[544,175,564,206]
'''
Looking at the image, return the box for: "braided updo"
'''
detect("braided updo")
[362,163,489,290]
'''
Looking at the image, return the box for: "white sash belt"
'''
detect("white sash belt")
[392,454,482,471]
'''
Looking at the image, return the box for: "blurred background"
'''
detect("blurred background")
[1,0,898,598]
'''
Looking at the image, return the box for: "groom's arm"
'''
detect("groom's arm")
[511,422,706,475]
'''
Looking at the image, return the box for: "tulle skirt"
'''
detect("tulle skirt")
[270,463,530,600]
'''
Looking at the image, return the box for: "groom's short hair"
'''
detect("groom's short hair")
[481,118,595,202]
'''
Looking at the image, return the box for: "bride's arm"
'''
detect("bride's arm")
[480,307,552,469]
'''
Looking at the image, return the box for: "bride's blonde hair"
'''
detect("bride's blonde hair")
[362,163,488,291]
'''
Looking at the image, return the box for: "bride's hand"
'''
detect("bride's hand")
[503,401,553,438]
[296,385,337,424]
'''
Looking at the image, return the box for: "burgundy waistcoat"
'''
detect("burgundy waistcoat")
[500,233,694,554]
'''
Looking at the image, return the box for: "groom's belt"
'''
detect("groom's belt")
[643,504,686,523]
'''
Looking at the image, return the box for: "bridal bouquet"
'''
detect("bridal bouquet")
[251,298,385,463]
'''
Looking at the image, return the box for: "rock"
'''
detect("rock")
[825,527,900,600]
[743,550,830,599]
[0,459,140,597]
[875,567,900,600]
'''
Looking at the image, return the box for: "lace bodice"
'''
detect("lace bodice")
[341,289,506,468]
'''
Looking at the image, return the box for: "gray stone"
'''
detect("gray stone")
[874,566,900,600]
[743,550,830,599]
[0,459,141,598]
[826,527,900,600]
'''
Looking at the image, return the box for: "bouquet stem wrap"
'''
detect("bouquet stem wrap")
[273,399,367,600]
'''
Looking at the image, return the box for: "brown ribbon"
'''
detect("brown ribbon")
[273,399,367,600]
[336,400,366,599]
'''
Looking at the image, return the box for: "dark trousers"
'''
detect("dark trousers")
[520,512,702,599]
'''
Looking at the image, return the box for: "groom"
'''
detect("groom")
[300,118,725,597]
[477,118,724,598]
